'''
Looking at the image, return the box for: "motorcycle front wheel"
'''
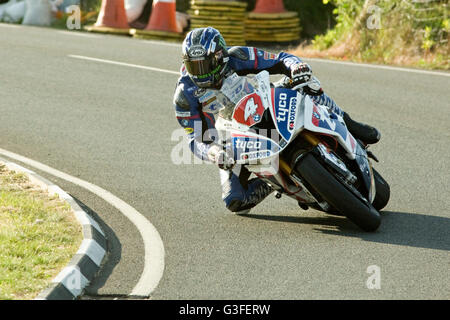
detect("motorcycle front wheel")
[295,153,381,232]
[372,168,390,211]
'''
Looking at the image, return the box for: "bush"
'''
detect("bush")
[309,0,448,69]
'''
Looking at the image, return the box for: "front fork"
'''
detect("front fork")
[278,131,331,211]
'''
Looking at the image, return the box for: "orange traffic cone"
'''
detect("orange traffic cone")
[145,0,181,33]
[252,0,286,14]
[94,0,129,29]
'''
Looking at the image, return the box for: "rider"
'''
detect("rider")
[173,27,380,214]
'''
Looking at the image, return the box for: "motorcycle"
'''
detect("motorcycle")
[213,70,390,232]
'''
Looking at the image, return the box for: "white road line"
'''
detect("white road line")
[141,39,182,48]
[0,147,165,297]
[304,57,450,77]
[68,54,180,76]
[57,30,100,38]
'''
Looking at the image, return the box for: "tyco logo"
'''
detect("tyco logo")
[276,93,289,122]
[236,140,262,150]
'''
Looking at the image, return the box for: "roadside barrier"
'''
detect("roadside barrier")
[22,0,52,26]
[0,0,25,23]
[245,0,300,43]
[188,0,247,46]
[85,0,130,35]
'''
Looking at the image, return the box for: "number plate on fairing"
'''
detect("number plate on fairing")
[232,93,265,127]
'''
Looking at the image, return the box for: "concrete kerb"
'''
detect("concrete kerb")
[0,157,107,300]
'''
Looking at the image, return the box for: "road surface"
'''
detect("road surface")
[1,24,449,299]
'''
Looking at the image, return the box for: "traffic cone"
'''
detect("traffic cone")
[130,0,184,41]
[94,0,129,29]
[252,0,286,14]
[145,0,181,33]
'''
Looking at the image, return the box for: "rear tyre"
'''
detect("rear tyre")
[372,168,390,211]
[296,153,381,232]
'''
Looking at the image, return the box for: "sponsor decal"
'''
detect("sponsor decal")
[287,96,298,132]
[273,88,299,142]
[194,88,206,97]
[181,119,189,127]
[198,90,215,103]
[263,52,276,60]
[184,127,194,134]
[276,93,289,123]
[289,122,295,130]
[248,47,255,61]
[188,46,206,58]
[176,111,191,117]
[202,96,217,106]
[312,104,348,141]
[236,140,262,150]
[196,64,222,79]
[241,150,271,161]
[279,139,287,148]
[202,101,219,113]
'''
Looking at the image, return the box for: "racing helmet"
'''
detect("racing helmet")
[182,27,229,89]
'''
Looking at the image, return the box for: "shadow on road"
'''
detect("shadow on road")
[72,197,122,295]
[242,211,450,252]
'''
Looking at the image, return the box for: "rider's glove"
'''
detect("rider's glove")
[290,62,313,85]
[207,145,235,170]
[303,76,323,96]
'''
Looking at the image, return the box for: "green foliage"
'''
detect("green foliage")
[80,0,102,12]
[311,0,449,69]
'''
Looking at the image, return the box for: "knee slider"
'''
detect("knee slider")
[226,198,244,212]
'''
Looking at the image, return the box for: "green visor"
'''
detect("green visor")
[184,55,219,77]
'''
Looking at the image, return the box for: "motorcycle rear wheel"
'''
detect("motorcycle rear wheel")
[295,153,381,232]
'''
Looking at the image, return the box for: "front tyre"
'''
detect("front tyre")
[296,153,381,232]
[372,168,390,211]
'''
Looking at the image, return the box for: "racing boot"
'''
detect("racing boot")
[343,112,381,145]
[225,177,274,215]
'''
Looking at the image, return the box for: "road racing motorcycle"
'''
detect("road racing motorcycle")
[212,71,390,232]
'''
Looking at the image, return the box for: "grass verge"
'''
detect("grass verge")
[0,164,82,300]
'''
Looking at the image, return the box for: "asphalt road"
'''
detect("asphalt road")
[1,24,449,299]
